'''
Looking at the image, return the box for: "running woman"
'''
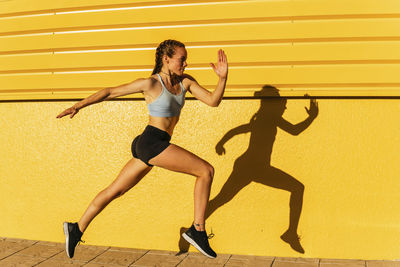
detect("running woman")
[57,40,228,259]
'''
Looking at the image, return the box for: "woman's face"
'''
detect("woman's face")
[164,46,187,76]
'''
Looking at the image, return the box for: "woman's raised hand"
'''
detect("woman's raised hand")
[210,49,228,79]
[56,106,79,119]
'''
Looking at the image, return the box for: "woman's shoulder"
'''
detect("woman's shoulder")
[180,74,197,87]
[134,75,160,91]
[148,74,160,84]
[181,73,195,81]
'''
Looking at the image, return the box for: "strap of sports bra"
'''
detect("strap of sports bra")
[157,73,185,93]
[179,80,186,92]
[156,74,166,89]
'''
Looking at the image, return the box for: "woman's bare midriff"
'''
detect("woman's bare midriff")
[148,115,180,136]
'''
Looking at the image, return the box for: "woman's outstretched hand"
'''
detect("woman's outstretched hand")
[56,106,79,119]
[210,49,228,79]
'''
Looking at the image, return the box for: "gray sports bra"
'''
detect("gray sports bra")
[147,74,186,117]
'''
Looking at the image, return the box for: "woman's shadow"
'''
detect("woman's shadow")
[178,85,318,254]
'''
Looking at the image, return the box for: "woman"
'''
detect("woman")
[57,39,228,259]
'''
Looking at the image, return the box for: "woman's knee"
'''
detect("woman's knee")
[198,163,214,183]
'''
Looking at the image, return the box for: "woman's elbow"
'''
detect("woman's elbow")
[209,99,221,107]
[105,87,117,99]
[209,102,219,107]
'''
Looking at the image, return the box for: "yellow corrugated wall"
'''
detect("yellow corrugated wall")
[1,0,400,260]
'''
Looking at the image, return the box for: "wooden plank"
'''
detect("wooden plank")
[4,42,400,73]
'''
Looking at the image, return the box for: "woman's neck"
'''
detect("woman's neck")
[159,70,179,86]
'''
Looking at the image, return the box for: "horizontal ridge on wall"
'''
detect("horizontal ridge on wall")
[4,15,400,37]
[1,0,400,99]
[0,0,249,18]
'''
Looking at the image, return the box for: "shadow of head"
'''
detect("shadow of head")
[253,85,287,118]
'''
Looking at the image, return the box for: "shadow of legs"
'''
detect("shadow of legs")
[255,166,305,253]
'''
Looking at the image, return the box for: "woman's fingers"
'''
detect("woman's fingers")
[222,50,227,63]
[211,49,228,78]
[210,63,216,71]
[215,49,228,65]
[56,107,78,119]
[56,110,69,118]
[70,110,77,118]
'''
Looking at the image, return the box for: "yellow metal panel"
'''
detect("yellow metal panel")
[2,0,400,17]
[4,42,400,73]
[0,0,171,16]
[0,22,294,54]
[50,22,294,48]
[292,0,400,16]
[293,19,400,38]
[0,73,53,90]
[3,0,400,35]
[0,1,56,16]
[2,65,400,99]
[33,66,400,87]
[0,34,54,54]
[53,0,171,11]
[0,1,291,35]
[0,53,54,72]
[3,88,400,100]
[3,19,400,54]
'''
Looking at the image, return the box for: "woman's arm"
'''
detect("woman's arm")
[186,49,228,107]
[56,78,148,119]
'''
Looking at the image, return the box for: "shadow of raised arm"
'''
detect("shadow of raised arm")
[277,98,319,136]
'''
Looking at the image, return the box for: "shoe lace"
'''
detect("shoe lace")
[76,239,85,246]
[207,228,214,239]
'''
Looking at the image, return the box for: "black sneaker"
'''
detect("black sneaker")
[182,225,217,258]
[63,222,84,258]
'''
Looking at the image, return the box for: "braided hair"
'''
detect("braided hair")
[152,39,185,75]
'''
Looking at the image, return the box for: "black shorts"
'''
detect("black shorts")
[131,125,171,167]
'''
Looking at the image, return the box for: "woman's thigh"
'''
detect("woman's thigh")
[148,144,212,177]
[107,157,152,195]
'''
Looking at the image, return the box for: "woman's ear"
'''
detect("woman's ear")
[162,54,169,64]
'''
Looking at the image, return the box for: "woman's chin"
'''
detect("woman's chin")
[174,70,184,76]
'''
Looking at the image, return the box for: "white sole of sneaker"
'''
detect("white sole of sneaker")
[182,233,216,258]
[63,222,72,258]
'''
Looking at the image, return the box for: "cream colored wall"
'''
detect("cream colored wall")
[1,98,400,260]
